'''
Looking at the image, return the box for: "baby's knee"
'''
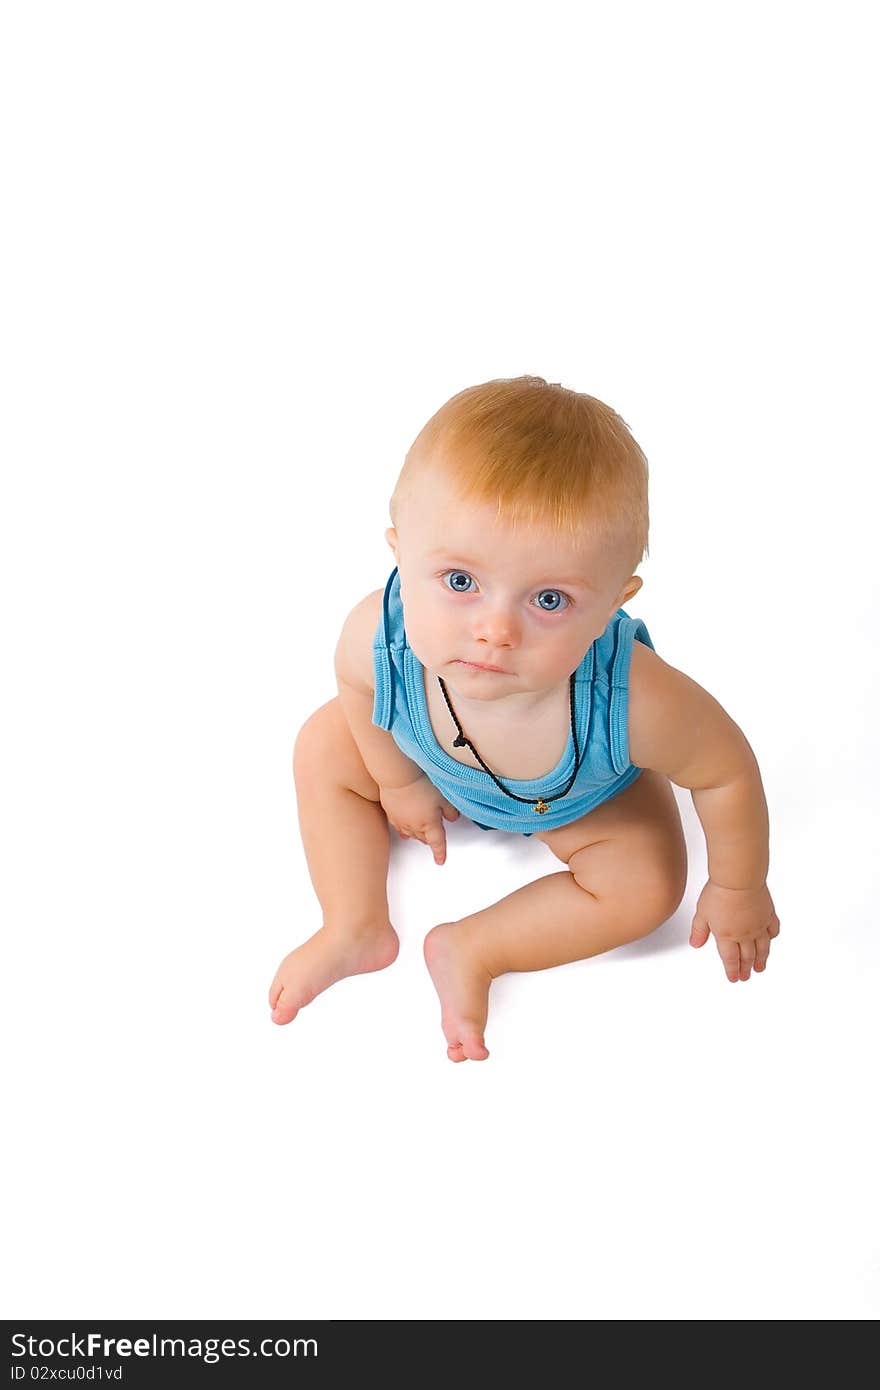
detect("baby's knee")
[627,854,688,932]
[642,864,687,929]
[570,837,686,930]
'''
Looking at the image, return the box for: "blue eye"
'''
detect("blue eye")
[441,572,571,610]
[443,570,475,593]
[534,589,570,612]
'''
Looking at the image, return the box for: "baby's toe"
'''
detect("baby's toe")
[444,1024,489,1062]
[461,1031,489,1061]
[270,991,299,1026]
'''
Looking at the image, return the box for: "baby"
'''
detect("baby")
[269,376,780,1061]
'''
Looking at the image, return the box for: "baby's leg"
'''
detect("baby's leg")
[269,696,397,1025]
[423,770,687,1061]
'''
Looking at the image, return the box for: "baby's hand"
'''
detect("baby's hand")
[379,775,460,865]
[690,879,781,982]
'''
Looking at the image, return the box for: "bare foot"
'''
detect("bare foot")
[269,921,399,1025]
[423,921,492,1062]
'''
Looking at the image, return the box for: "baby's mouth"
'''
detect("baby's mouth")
[454,660,509,674]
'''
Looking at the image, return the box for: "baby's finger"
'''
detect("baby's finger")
[441,800,460,821]
[768,912,781,939]
[738,938,756,982]
[689,916,710,948]
[424,823,448,865]
[754,930,771,972]
[718,939,741,983]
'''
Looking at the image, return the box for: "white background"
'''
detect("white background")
[2,1,878,1320]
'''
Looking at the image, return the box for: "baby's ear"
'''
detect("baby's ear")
[619,575,643,606]
[609,575,643,619]
[385,527,399,557]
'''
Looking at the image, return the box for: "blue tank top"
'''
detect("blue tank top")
[372,566,655,835]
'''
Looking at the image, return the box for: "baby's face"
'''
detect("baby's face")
[387,468,641,703]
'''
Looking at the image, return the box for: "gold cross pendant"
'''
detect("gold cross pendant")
[533,799,551,815]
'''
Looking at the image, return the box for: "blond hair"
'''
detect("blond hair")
[391,376,649,575]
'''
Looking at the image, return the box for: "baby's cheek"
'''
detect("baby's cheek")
[414,643,443,672]
[402,620,438,668]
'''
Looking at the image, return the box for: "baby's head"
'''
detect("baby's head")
[386,376,650,700]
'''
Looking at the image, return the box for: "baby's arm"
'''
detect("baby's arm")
[334,594,460,862]
[334,591,424,788]
[628,642,780,981]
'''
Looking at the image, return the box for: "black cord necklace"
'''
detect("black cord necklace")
[436,672,583,815]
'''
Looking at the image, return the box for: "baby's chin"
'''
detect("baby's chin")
[425,658,525,700]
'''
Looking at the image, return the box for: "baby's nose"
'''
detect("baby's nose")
[473,603,519,647]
